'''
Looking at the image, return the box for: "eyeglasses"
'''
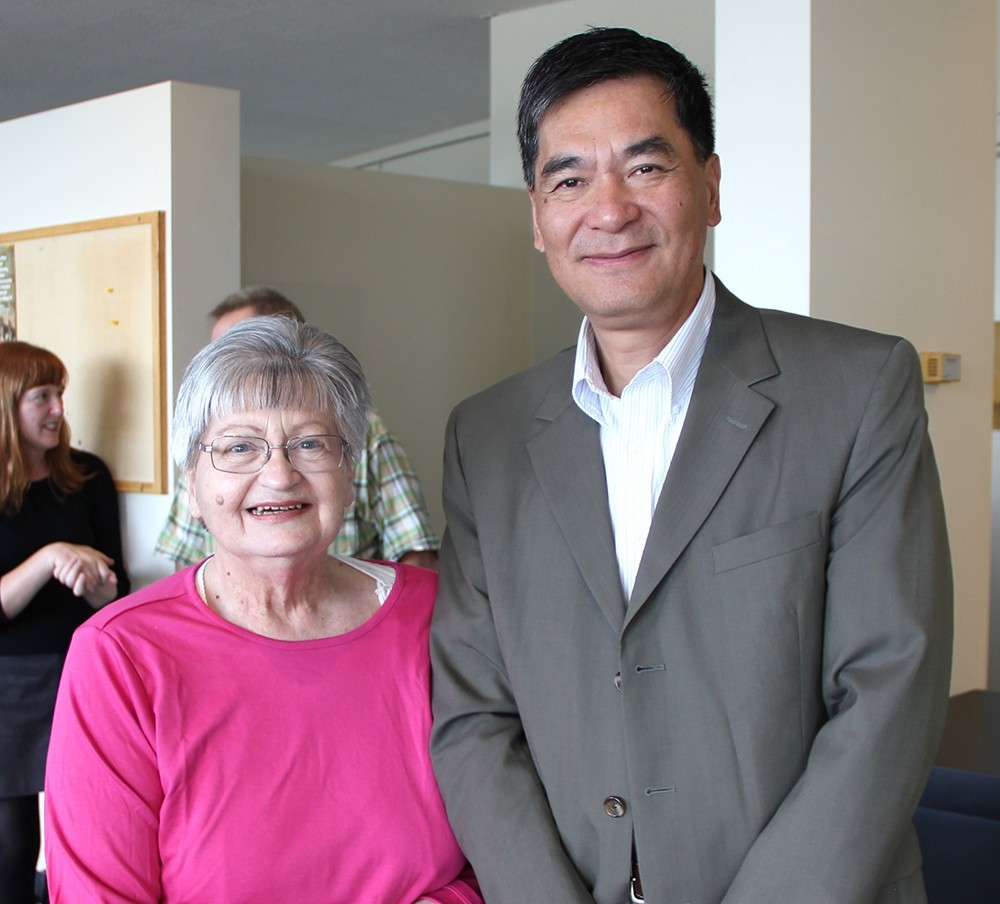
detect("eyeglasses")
[198,434,350,474]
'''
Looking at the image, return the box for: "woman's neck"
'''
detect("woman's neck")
[198,552,378,640]
[26,451,50,482]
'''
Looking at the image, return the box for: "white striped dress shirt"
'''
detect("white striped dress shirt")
[571,272,716,602]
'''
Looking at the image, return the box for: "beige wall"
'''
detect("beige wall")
[239,158,551,532]
[810,0,996,693]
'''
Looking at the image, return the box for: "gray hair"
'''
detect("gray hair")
[172,316,372,472]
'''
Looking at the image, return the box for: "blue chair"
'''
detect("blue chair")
[914,764,1000,904]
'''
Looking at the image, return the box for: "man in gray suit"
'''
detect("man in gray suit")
[429,26,953,904]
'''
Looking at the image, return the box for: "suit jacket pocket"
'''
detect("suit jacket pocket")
[712,512,824,573]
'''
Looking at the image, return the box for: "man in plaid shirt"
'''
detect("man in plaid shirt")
[155,287,439,570]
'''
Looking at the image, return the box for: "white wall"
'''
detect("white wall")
[0,82,240,589]
[714,0,810,314]
[333,121,490,184]
[167,84,243,401]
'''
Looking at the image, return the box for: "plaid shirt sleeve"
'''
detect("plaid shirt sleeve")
[331,411,439,561]
[153,472,215,566]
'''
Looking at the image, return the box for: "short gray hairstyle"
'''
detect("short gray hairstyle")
[172,316,372,472]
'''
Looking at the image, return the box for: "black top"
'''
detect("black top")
[0,450,130,655]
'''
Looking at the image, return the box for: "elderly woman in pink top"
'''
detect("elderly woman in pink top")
[44,317,479,904]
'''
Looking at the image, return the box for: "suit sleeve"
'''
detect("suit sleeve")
[722,338,953,904]
[430,410,597,904]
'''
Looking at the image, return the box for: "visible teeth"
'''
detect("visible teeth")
[250,504,304,515]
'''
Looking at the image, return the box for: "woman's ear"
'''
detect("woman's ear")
[185,471,202,520]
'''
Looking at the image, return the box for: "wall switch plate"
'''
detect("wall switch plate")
[920,352,961,383]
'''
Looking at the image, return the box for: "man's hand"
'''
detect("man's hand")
[399,549,439,571]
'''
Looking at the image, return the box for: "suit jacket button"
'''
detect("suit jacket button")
[614,671,622,691]
[603,796,627,818]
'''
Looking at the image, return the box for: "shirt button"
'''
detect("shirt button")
[614,671,622,691]
[603,796,627,818]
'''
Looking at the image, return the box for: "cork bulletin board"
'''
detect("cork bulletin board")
[0,212,166,493]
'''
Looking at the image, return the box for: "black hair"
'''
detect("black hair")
[516,26,715,188]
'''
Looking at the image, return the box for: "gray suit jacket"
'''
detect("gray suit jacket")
[430,282,953,904]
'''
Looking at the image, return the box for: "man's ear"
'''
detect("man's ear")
[705,154,722,228]
[528,188,546,253]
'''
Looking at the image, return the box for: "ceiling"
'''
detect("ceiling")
[0,0,560,164]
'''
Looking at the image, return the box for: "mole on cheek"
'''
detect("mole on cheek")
[215,495,225,506]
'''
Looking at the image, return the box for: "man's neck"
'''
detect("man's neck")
[591,306,698,397]
[591,332,665,397]
[588,272,708,397]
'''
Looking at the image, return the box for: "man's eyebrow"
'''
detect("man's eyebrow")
[539,155,583,180]
[625,134,676,160]
[538,135,676,182]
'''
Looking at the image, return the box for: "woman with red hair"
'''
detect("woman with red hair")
[0,341,128,903]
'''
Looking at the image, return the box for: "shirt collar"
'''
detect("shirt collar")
[572,270,717,423]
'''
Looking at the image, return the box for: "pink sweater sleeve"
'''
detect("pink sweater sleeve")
[45,625,163,903]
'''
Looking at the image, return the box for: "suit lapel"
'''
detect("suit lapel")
[527,373,626,632]
[626,285,779,624]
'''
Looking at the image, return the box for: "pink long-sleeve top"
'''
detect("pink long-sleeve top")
[45,562,479,904]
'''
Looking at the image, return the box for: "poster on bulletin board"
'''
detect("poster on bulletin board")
[0,244,15,341]
[0,212,166,494]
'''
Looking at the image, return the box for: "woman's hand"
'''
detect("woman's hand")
[48,542,119,608]
[2,541,118,619]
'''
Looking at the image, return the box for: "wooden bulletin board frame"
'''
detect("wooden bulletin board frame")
[0,212,167,493]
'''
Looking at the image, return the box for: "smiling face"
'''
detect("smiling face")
[529,74,721,340]
[18,383,65,464]
[188,406,354,565]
